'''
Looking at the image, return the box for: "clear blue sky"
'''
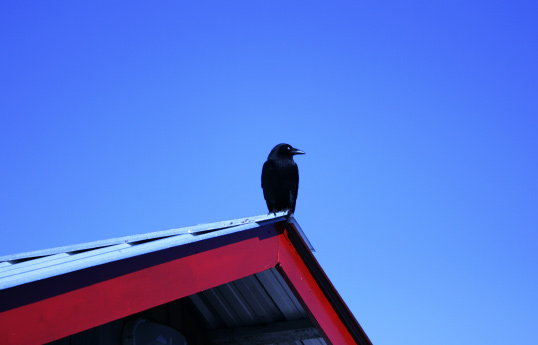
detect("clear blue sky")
[1,2,537,344]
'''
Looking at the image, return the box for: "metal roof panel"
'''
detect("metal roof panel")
[0,212,289,262]
[0,213,307,290]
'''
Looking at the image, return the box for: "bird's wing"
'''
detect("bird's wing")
[261,160,277,189]
[289,164,299,210]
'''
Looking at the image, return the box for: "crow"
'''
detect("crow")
[261,143,305,215]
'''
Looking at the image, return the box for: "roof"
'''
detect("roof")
[0,213,371,345]
[0,212,313,290]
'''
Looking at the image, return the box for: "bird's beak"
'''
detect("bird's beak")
[291,148,305,155]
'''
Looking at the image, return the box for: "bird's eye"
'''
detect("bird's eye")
[287,146,291,150]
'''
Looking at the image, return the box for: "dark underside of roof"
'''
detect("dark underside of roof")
[189,268,326,345]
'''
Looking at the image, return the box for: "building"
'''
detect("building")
[0,213,372,345]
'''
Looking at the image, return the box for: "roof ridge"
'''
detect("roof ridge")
[0,212,287,263]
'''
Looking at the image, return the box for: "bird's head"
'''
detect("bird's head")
[268,143,305,160]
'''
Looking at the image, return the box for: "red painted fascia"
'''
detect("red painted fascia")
[0,222,363,345]
[283,221,372,345]
[277,231,357,344]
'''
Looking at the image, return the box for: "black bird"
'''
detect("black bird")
[261,143,305,214]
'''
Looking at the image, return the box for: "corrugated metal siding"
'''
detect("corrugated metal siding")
[189,268,327,345]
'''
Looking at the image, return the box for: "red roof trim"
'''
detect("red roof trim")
[277,231,357,344]
[0,226,280,344]
[0,222,367,345]
[0,227,278,313]
[283,222,373,345]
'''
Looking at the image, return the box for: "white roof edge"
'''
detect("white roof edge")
[0,222,264,290]
[0,212,288,262]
